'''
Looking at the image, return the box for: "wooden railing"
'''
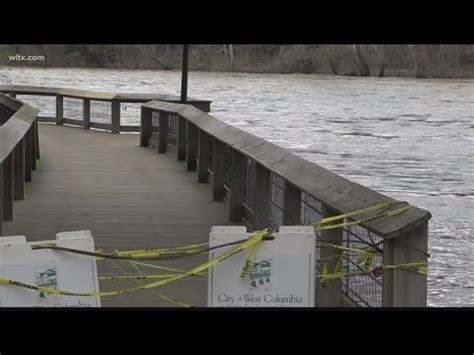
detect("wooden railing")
[140,100,432,307]
[0,85,212,133]
[0,85,432,307]
[0,93,40,235]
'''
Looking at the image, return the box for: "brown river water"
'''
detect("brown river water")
[1,67,473,306]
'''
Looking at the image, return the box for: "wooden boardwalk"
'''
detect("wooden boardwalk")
[3,123,234,307]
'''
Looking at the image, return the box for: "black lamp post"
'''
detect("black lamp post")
[181,44,189,103]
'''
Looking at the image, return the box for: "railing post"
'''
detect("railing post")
[140,107,152,147]
[229,150,246,222]
[212,139,225,202]
[2,152,14,221]
[83,98,91,130]
[24,127,33,182]
[56,94,63,125]
[315,204,343,307]
[35,119,40,159]
[0,163,3,235]
[158,112,168,154]
[389,223,428,307]
[283,182,302,225]
[253,163,271,230]
[383,239,394,307]
[111,99,120,134]
[198,130,210,183]
[177,116,187,161]
[192,102,211,113]
[31,124,37,171]
[186,122,198,171]
[13,138,25,201]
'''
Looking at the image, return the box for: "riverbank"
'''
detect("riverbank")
[2,45,473,79]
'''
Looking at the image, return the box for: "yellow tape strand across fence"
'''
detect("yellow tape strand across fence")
[0,230,267,298]
[0,202,422,298]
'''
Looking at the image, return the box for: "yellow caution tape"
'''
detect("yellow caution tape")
[355,248,375,271]
[99,274,186,281]
[312,205,412,230]
[111,243,209,259]
[0,203,417,298]
[383,262,428,275]
[115,242,209,256]
[0,230,266,298]
[124,259,207,276]
[318,242,375,255]
[126,260,193,308]
[334,255,344,275]
[240,230,266,278]
[316,261,428,280]
[107,258,193,308]
[87,202,412,261]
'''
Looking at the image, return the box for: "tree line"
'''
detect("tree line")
[1,45,472,79]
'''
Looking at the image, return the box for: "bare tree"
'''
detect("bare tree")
[372,44,386,77]
[409,45,428,78]
[138,45,172,70]
[322,45,338,75]
[223,44,234,69]
[351,45,371,76]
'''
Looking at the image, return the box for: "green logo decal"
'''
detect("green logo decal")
[249,258,272,291]
[35,266,58,301]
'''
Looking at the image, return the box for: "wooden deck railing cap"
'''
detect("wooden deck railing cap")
[0,94,23,112]
[0,85,212,105]
[0,85,61,96]
[0,95,39,163]
[116,93,211,104]
[142,99,432,239]
[59,89,116,101]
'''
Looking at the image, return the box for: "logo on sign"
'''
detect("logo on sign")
[249,258,272,291]
[35,266,58,302]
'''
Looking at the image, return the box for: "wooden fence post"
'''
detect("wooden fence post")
[283,182,302,225]
[83,98,91,130]
[229,150,246,222]
[140,107,152,147]
[31,124,37,171]
[390,223,428,307]
[177,116,187,161]
[198,130,210,183]
[111,99,120,134]
[212,139,225,202]
[13,139,25,201]
[186,122,198,171]
[24,127,33,182]
[158,112,168,154]
[253,163,271,229]
[315,204,343,307]
[56,95,63,125]
[2,152,14,221]
[35,119,40,160]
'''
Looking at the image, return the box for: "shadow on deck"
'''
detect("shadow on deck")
[3,123,234,307]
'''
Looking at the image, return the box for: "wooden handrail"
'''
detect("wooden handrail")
[0,93,40,236]
[0,85,212,105]
[141,100,432,239]
[0,97,38,163]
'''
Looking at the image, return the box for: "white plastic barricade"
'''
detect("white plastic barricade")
[0,230,100,307]
[208,226,315,307]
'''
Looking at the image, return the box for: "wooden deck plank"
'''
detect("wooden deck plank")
[2,123,235,307]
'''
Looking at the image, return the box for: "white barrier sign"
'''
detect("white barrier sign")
[0,230,100,307]
[208,226,315,307]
